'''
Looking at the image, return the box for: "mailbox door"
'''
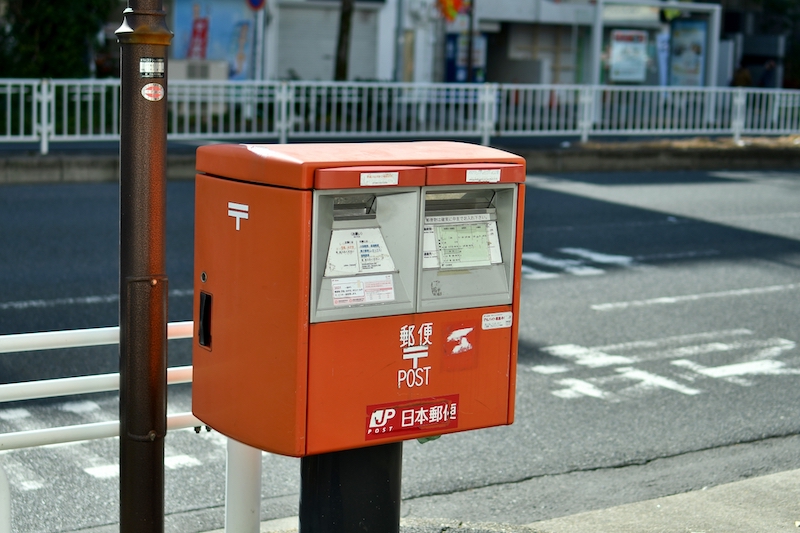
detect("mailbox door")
[192,174,312,456]
[305,305,514,455]
[310,165,425,324]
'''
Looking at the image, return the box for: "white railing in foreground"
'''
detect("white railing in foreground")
[3,79,799,155]
[0,321,264,533]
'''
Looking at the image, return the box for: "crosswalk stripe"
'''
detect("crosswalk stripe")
[521,252,605,276]
[559,248,637,267]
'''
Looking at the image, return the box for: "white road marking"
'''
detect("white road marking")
[60,401,101,414]
[165,454,202,470]
[552,378,612,400]
[529,365,571,374]
[615,367,702,396]
[2,457,46,491]
[0,289,192,311]
[646,338,795,361]
[559,248,637,267]
[521,252,605,276]
[0,408,31,421]
[673,359,800,380]
[539,328,798,401]
[542,344,636,367]
[521,265,560,280]
[84,464,119,479]
[594,329,753,352]
[592,284,800,311]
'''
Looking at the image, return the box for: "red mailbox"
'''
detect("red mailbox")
[192,141,525,457]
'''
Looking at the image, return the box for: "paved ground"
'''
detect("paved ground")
[199,468,800,532]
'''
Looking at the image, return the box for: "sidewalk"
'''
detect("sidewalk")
[207,468,799,533]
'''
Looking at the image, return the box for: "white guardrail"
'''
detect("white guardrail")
[2,79,800,154]
[0,321,264,533]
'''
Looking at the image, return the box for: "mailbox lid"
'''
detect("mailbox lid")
[315,165,425,189]
[196,142,525,189]
[426,162,526,186]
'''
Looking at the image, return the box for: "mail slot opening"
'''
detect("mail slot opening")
[424,190,496,212]
[332,194,377,221]
[418,184,518,312]
[311,188,420,323]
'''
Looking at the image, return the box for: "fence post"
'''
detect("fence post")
[732,88,746,143]
[0,463,10,533]
[225,438,262,533]
[480,83,498,146]
[38,80,51,156]
[579,86,594,143]
[277,82,291,144]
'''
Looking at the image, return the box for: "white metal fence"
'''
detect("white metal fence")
[0,321,266,533]
[3,79,799,155]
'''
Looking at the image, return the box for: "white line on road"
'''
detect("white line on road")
[521,265,560,280]
[521,252,605,276]
[559,248,637,267]
[593,329,753,352]
[0,289,193,311]
[615,367,702,395]
[591,284,800,311]
[84,464,119,479]
[529,365,571,374]
[672,359,800,379]
[552,378,612,399]
[165,454,202,470]
[542,344,636,367]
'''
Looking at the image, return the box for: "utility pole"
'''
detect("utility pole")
[115,1,172,531]
[335,0,356,80]
[467,0,475,82]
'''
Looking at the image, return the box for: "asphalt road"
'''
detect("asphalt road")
[1,169,799,532]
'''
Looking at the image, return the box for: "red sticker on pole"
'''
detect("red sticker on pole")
[141,83,165,102]
[366,395,459,441]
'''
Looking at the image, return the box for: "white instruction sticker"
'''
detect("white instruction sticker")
[423,220,502,269]
[466,169,501,183]
[435,223,491,270]
[332,274,395,306]
[482,312,513,330]
[360,172,399,187]
[325,227,396,277]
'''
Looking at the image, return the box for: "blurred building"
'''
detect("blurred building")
[21,0,794,87]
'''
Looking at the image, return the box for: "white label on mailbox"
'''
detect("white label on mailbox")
[435,223,492,270]
[466,169,501,183]
[325,227,396,277]
[332,274,395,306]
[360,172,399,186]
[422,225,439,269]
[423,219,501,269]
[487,221,503,264]
[425,213,491,224]
[482,312,513,330]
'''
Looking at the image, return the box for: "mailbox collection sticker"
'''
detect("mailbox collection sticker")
[360,172,399,187]
[325,228,395,277]
[422,216,502,269]
[331,274,395,306]
[366,395,459,440]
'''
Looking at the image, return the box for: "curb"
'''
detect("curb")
[1,145,799,185]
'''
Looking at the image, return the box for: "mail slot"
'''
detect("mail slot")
[192,141,525,457]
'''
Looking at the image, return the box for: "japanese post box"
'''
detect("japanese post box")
[192,141,525,457]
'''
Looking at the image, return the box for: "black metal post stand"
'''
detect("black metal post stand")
[116,2,172,532]
[299,442,403,533]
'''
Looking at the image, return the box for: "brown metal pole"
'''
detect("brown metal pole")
[115,2,172,532]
